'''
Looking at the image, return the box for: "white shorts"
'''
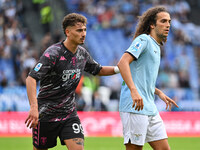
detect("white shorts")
[120,112,168,146]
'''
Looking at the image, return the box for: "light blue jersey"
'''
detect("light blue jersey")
[119,34,161,116]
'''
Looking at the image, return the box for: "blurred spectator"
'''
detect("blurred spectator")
[40,32,52,54]
[40,3,53,33]
[98,6,114,28]
[0,71,8,87]
[175,50,190,72]
[32,0,45,11]
[75,93,86,111]
[157,68,170,88]
[168,69,179,88]
[52,30,63,43]
[178,70,190,88]
[92,91,107,111]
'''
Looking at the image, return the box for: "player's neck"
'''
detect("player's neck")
[63,39,78,54]
[149,32,162,45]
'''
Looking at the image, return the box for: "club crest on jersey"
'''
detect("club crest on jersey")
[34,63,42,72]
[132,42,142,51]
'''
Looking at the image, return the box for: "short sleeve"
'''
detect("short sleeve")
[126,34,148,59]
[84,51,102,75]
[29,48,58,81]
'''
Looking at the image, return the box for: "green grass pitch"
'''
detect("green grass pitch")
[0,137,200,150]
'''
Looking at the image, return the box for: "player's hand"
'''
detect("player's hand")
[158,92,179,111]
[25,106,39,129]
[131,89,144,111]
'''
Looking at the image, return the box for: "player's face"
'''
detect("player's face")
[66,22,86,45]
[152,12,171,42]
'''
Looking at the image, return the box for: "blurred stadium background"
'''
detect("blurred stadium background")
[0,0,200,149]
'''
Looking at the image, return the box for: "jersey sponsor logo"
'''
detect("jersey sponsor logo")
[71,73,76,79]
[62,69,81,81]
[34,63,42,72]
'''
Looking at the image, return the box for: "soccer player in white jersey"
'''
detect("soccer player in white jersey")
[117,6,179,150]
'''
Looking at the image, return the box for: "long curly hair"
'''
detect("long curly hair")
[133,6,169,40]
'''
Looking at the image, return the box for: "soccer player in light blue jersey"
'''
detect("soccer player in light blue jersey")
[118,6,179,150]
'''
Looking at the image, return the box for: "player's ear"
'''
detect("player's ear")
[65,28,70,37]
[150,24,154,29]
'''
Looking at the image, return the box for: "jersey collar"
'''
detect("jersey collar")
[148,35,161,46]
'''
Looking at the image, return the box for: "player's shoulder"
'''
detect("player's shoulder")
[43,42,63,57]
[77,45,87,51]
[77,45,89,55]
[136,34,150,42]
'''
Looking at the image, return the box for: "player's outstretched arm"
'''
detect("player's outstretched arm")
[25,76,39,128]
[155,88,179,111]
[98,66,120,76]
